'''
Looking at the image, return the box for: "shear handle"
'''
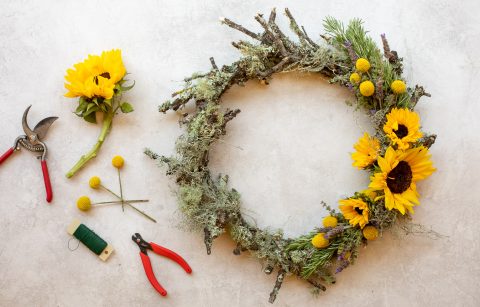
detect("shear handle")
[41,159,53,203]
[0,147,15,164]
[0,137,24,165]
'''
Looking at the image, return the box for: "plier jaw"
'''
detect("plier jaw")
[132,233,151,254]
[132,233,192,297]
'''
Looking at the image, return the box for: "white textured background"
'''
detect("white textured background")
[0,1,479,306]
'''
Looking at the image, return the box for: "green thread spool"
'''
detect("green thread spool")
[67,219,114,261]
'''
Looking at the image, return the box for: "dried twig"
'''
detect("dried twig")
[269,270,286,303]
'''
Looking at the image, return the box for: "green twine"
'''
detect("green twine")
[73,224,108,255]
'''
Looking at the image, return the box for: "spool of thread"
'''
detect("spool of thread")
[67,219,114,261]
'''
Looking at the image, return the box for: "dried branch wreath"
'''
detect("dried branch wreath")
[145,8,436,303]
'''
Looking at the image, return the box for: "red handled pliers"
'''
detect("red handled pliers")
[0,105,57,202]
[132,233,192,296]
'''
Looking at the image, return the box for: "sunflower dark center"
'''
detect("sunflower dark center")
[386,161,412,193]
[99,72,111,79]
[354,207,363,215]
[394,124,409,139]
[93,72,111,85]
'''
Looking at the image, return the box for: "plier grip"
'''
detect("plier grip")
[132,233,192,296]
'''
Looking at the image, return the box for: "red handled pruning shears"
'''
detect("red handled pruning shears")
[0,105,58,202]
[132,233,192,296]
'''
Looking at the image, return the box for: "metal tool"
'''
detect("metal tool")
[132,233,192,296]
[0,105,58,202]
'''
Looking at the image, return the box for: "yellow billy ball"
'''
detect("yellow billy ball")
[363,225,379,240]
[322,216,338,228]
[311,233,329,248]
[77,196,92,211]
[359,80,375,97]
[355,58,371,72]
[112,155,124,169]
[349,72,361,84]
[89,176,101,189]
[391,80,407,94]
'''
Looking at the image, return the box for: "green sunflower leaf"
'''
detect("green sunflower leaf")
[99,103,108,113]
[83,111,97,124]
[120,102,134,113]
[86,102,96,112]
[75,97,88,115]
[120,80,135,91]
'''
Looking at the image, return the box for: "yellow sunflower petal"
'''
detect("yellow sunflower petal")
[383,108,423,149]
[369,145,434,215]
[64,49,126,99]
[400,147,436,181]
[339,198,369,228]
[351,132,380,169]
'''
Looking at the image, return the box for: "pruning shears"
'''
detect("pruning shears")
[132,233,192,296]
[0,105,58,202]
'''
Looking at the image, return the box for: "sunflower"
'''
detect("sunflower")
[383,108,422,150]
[65,49,126,99]
[369,146,435,214]
[351,132,380,169]
[339,198,369,228]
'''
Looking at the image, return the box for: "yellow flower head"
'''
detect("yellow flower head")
[339,198,369,228]
[65,49,126,99]
[359,80,375,96]
[351,132,380,169]
[363,226,379,240]
[311,233,329,248]
[391,80,407,94]
[383,108,423,150]
[322,216,338,228]
[369,146,435,214]
[89,176,101,189]
[355,58,371,72]
[362,189,377,201]
[112,155,124,169]
[349,72,361,84]
[77,196,91,211]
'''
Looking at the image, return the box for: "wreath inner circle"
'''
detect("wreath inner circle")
[207,73,371,236]
[146,8,436,303]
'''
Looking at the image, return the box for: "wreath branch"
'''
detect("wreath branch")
[307,279,327,292]
[220,17,262,41]
[210,57,219,70]
[269,270,286,303]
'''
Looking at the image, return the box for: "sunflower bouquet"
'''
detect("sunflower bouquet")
[64,49,134,178]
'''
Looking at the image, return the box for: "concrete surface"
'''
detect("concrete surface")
[0,1,479,306]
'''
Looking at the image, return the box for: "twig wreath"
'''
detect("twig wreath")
[145,8,436,303]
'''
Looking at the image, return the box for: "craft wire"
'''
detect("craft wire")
[72,224,108,255]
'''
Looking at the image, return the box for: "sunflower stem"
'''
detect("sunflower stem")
[66,111,114,178]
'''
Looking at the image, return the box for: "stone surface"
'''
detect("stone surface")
[0,1,479,306]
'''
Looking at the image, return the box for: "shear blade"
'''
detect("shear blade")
[33,116,58,140]
[22,105,58,141]
[22,105,35,137]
